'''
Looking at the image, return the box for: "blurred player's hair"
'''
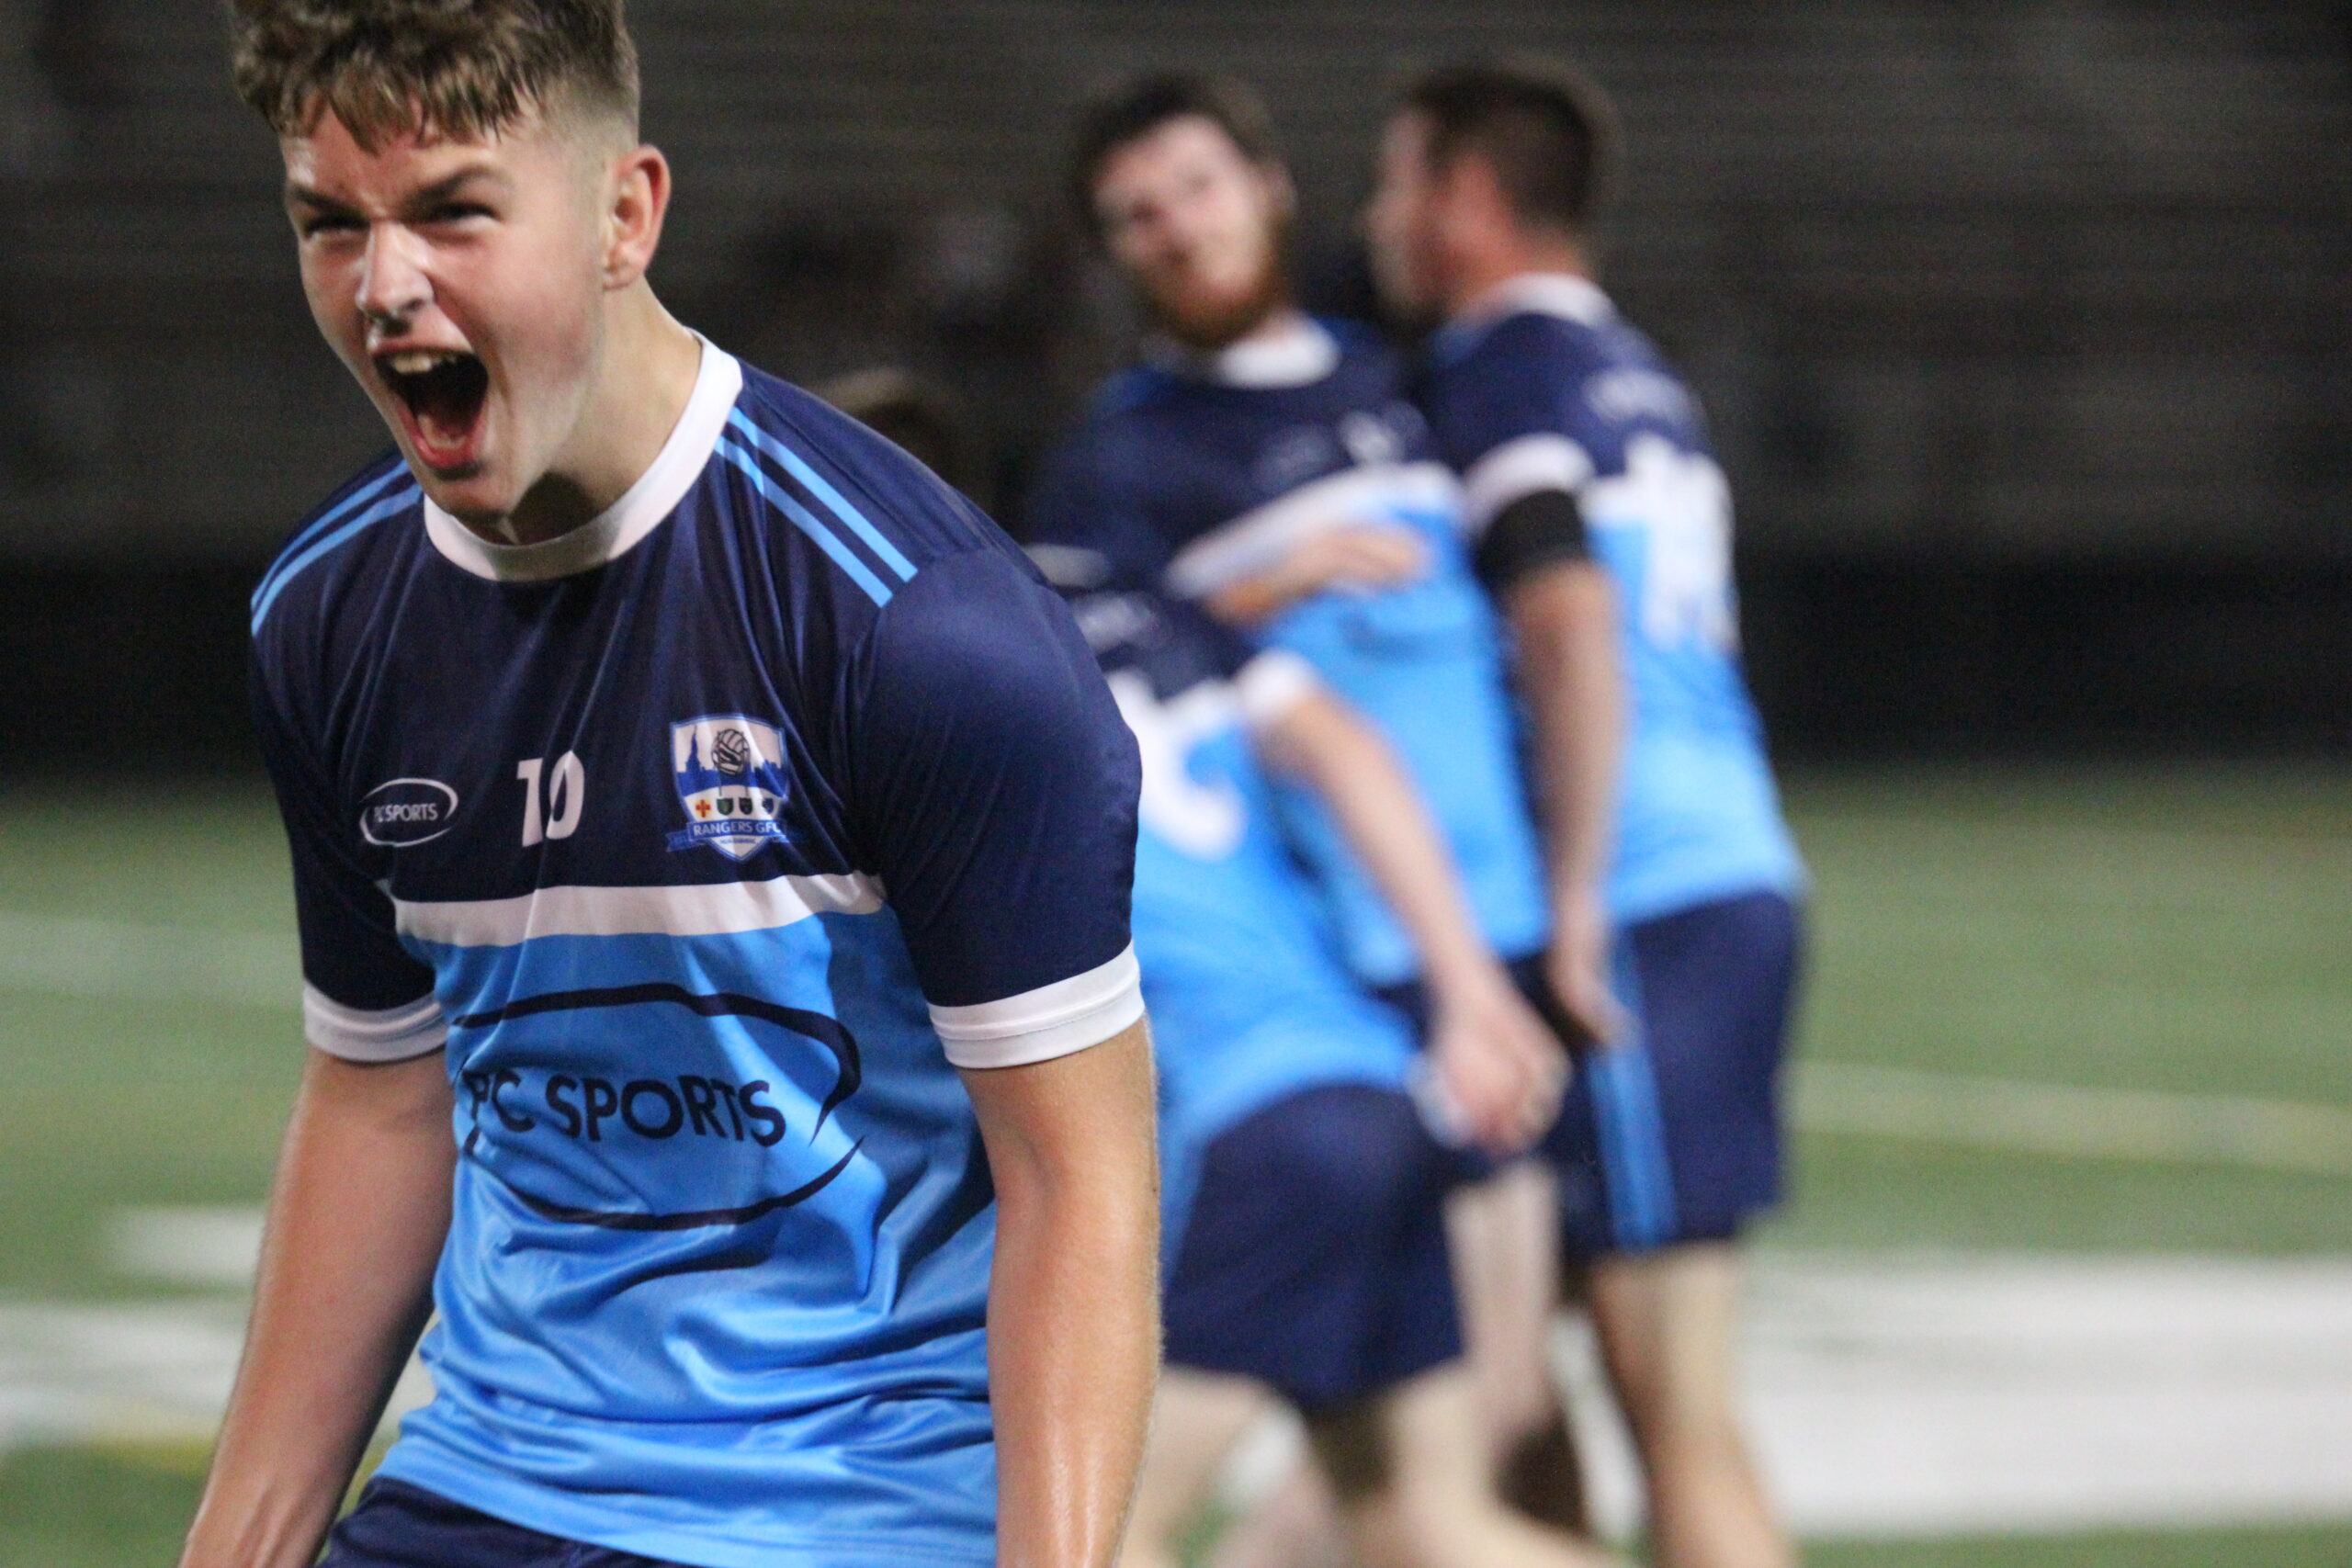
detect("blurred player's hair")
[228,0,640,148]
[1066,72,1283,238]
[1399,60,1621,235]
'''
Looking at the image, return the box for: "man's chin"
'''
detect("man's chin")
[411,464,519,529]
[1151,273,1288,352]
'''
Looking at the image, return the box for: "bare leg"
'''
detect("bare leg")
[1310,1361,1622,1568]
[1203,1458,1351,1568]
[1121,1369,1279,1568]
[1444,1162,1589,1530]
[1583,1243,1792,1568]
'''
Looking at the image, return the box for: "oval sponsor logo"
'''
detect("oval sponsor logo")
[359,777,459,847]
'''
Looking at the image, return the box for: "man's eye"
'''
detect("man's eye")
[426,205,493,226]
[299,215,362,239]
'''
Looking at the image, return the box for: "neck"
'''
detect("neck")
[1445,231,1591,320]
[500,283,702,547]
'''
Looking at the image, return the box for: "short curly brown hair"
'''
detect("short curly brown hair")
[228,0,639,148]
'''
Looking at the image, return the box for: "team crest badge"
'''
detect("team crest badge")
[668,716,790,859]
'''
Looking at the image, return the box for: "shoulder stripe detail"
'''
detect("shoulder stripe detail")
[303,985,447,1062]
[251,482,422,633]
[716,438,896,605]
[393,872,885,949]
[930,943,1146,1069]
[251,463,409,615]
[1460,434,1595,536]
[726,409,920,584]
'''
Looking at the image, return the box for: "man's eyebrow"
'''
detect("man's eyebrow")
[282,166,510,212]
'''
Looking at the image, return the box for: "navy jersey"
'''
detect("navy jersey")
[1420,276,1804,924]
[1025,316,1550,987]
[248,342,1142,1568]
[1050,581,1419,1248]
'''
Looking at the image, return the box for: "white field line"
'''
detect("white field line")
[1792,1061,2352,1177]
[1217,1253,2352,1540]
[0,908,293,1010]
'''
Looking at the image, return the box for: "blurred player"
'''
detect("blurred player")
[1032,76,1600,1534]
[1367,59,1809,1568]
[184,5,1158,1567]
[1036,562,1606,1568]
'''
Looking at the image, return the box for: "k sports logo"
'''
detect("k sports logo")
[669,716,790,860]
[358,777,458,846]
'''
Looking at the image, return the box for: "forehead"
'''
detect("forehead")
[1095,114,1256,200]
[280,107,567,199]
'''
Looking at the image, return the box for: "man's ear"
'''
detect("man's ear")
[602,143,672,291]
[1434,148,1511,252]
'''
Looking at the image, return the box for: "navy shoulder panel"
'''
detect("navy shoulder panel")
[249,451,422,637]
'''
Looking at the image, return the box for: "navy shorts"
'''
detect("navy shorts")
[1162,1083,1464,1412]
[322,1477,688,1568]
[1537,890,1803,1256]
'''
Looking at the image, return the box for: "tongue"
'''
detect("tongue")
[408,362,485,461]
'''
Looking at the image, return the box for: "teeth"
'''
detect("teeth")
[385,350,458,376]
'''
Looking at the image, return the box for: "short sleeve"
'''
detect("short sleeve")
[250,657,446,1062]
[845,548,1144,1068]
[1433,320,1611,540]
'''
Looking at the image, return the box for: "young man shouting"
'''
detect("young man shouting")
[1368,60,1808,1568]
[181,6,1158,1567]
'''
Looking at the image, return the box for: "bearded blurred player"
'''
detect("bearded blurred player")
[180,5,1158,1566]
[1368,59,1808,1568]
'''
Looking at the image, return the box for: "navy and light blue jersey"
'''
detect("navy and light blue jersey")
[249,342,1143,1568]
[1026,316,1550,987]
[1420,276,1804,925]
[1051,582,1419,1246]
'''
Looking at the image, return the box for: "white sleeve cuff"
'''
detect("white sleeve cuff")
[930,943,1146,1068]
[1461,434,1595,536]
[1233,649,1322,731]
[303,985,448,1063]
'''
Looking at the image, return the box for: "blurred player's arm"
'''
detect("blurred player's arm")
[1195,522,1427,626]
[1476,485,1624,1046]
[178,1048,453,1568]
[1244,657,1563,1152]
[960,1020,1159,1568]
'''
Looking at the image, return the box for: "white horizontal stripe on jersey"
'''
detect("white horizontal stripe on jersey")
[394,872,886,948]
[1163,461,1461,601]
[931,943,1146,1069]
[1460,433,1597,536]
[303,986,448,1063]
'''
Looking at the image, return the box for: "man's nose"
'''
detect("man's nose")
[356,223,431,329]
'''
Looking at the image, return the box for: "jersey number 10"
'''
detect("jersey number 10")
[516,752,586,847]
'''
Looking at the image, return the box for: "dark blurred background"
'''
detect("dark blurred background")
[2,0,2347,771]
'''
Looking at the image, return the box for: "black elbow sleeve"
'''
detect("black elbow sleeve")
[1473,488,1592,596]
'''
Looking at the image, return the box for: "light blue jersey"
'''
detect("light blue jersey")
[1026,317,1552,987]
[1053,586,1420,1244]
[1422,276,1805,924]
[251,344,1144,1568]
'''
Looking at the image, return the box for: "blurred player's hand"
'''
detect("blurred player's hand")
[1205,522,1428,624]
[1426,972,1569,1156]
[1546,884,1626,1049]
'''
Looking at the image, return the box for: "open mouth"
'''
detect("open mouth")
[377,349,490,469]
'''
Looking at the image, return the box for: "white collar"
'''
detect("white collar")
[1458,272,1614,331]
[1148,313,1340,389]
[424,337,744,583]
